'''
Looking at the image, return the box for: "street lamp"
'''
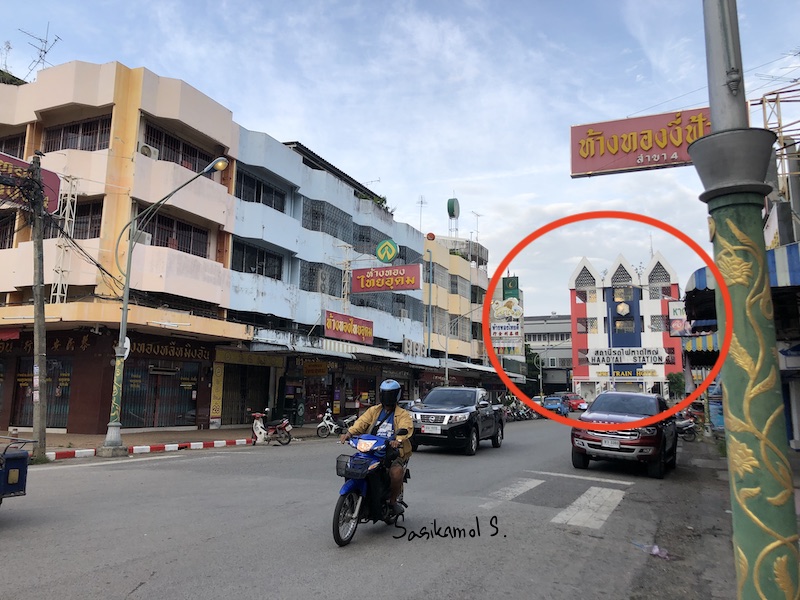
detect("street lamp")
[98,157,229,455]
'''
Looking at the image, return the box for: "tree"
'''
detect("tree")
[666,372,685,400]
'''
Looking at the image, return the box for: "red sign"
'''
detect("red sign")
[570,108,711,178]
[0,152,61,212]
[324,310,374,345]
[351,264,422,294]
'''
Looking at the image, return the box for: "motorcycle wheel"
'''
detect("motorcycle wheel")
[276,430,292,445]
[333,491,360,546]
[317,425,330,438]
[681,428,696,443]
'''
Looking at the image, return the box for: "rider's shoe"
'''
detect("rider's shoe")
[388,502,405,515]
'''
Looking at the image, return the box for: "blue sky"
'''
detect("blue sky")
[5,1,800,315]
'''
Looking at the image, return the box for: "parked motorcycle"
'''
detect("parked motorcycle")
[251,408,293,445]
[676,416,698,442]
[316,408,357,438]
[332,428,410,546]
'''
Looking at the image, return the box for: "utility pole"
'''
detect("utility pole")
[690,1,799,597]
[27,153,48,461]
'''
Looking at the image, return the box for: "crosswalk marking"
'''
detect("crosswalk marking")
[525,470,635,486]
[551,486,626,529]
[479,478,545,510]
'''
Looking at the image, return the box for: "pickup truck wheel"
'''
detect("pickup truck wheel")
[464,427,478,456]
[491,425,503,448]
[572,448,590,469]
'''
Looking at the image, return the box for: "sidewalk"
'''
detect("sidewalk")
[1,423,323,460]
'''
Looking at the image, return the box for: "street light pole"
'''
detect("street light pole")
[98,157,229,456]
[426,249,433,357]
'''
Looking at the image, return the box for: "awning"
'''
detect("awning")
[767,242,800,287]
[685,266,717,292]
[684,333,720,352]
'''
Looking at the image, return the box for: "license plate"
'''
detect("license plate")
[421,424,441,434]
[285,424,293,431]
[601,438,620,449]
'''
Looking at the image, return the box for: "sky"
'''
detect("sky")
[5,0,800,316]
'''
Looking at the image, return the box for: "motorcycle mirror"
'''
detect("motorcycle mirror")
[396,428,409,436]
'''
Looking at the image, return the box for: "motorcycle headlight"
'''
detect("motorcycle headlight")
[639,427,658,436]
[449,413,469,424]
[356,439,377,452]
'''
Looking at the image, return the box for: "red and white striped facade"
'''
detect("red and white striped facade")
[569,252,684,403]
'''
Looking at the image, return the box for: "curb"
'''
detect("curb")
[44,438,254,461]
[42,435,317,461]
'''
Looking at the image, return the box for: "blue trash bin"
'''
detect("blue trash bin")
[0,449,30,499]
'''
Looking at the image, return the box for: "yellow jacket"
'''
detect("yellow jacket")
[347,404,414,460]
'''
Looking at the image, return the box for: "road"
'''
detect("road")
[0,418,735,600]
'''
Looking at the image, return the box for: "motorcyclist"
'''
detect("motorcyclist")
[340,379,413,514]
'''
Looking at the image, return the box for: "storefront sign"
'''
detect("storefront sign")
[351,264,422,293]
[402,336,425,357]
[215,348,283,367]
[0,151,61,212]
[490,322,521,338]
[303,361,329,377]
[324,310,374,345]
[588,347,666,364]
[570,108,711,178]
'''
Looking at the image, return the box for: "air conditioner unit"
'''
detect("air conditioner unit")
[134,232,152,246]
[139,144,159,160]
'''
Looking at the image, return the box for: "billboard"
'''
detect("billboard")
[0,152,61,213]
[490,296,524,357]
[324,310,374,345]
[570,108,711,178]
[351,264,422,293]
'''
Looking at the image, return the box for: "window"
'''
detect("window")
[43,116,111,153]
[548,357,557,368]
[450,275,469,298]
[231,240,283,280]
[0,212,15,249]
[143,123,214,177]
[138,210,209,258]
[650,315,669,332]
[614,317,635,333]
[0,133,24,158]
[44,201,103,240]
[613,287,634,302]
[577,317,598,334]
[234,170,286,212]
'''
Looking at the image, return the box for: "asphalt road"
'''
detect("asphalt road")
[0,417,735,600]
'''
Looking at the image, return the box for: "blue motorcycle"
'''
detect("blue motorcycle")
[333,428,410,546]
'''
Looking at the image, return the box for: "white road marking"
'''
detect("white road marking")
[525,470,635,486]
[551,486,626,529]
[479,478,545,509]
[31,454,184,471]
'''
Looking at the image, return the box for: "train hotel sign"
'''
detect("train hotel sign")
[570,108,711,178]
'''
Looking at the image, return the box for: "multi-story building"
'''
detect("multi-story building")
[0,60,518,435]
[524,313,572,396]
[569,252,684,402]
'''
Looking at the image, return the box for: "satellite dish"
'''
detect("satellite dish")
[426,232,436,240]
[447,197,460,219]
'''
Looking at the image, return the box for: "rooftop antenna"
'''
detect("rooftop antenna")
[471,210,483,242]
[649,233,654,258]
[20,24,61,81]
[417,195,427,231]
[1,41,11,72]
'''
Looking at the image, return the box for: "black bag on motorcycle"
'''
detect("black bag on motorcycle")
[365,470,390,521]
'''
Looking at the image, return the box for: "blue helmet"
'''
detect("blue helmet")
[379,379,402,408]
